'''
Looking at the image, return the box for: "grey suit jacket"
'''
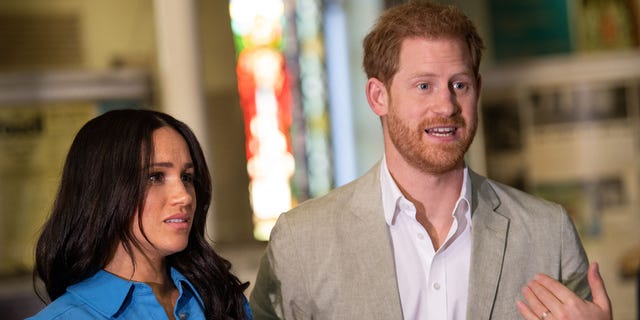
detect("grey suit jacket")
[250,163,590,319]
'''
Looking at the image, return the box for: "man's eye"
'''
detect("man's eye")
[452,82,466,90]
[417,83,429,90]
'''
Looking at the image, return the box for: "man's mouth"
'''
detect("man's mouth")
[425,127,457,137]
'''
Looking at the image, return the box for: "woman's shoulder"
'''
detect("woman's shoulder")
[27,271,133,320]
[26,292,102,320]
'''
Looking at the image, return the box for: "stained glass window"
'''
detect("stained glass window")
[229,0,331,240]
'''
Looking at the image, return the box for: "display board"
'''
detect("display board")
[0,69,149,275]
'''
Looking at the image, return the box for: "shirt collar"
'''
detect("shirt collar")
[170,267,205,309]
[66,267,203,318]
[380,156,472,226]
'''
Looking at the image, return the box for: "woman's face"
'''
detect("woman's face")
[132,126,197,260]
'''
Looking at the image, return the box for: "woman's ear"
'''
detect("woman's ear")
[366,77,389,116]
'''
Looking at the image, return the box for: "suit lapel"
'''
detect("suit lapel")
[341,163,404,319]
[467,171,510,320]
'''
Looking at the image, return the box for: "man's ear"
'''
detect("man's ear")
[366,77,389,116]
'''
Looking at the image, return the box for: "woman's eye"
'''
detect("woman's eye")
[149,172,164,184]
[181,173,195,184]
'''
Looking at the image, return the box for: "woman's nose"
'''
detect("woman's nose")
[171,181,193,206]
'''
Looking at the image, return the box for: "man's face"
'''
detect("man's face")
[383,37,480,174]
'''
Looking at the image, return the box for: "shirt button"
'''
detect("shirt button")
[179,313,187,320]
[417,233,425,240]
[433,282,441,290]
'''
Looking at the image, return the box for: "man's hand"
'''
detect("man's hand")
[516,262,612,319]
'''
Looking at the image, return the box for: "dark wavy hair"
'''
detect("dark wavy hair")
[363,0,485,87]
[33,109,249,319]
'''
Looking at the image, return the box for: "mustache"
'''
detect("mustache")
[420,115,466,128]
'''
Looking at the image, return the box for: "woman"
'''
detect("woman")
[29,109,252,319]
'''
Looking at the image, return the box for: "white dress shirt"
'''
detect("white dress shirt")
[380,158,472,320]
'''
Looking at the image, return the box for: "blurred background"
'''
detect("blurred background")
[0,0,638,319]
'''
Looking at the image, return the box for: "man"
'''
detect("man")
[250,1,612,319]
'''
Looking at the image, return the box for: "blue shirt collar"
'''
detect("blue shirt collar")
[66,267,203,318]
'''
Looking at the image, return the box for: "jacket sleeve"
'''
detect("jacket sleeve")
[249,213,311,320]
[559,206,591,300]
[249,248,281,320]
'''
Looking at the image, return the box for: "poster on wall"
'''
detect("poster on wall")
[576,0,639,52]
[0,69,150,276]
[0,103,97,275]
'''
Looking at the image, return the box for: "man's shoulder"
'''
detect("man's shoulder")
[286,165,379,219]
[471,171,567,224]
[470,170,555,205]
[271,165,382,239]
[291,180,356,212]
[487,178,559,208]
[278,180,362,234]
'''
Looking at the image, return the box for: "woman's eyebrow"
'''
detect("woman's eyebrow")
[150,162,173,168]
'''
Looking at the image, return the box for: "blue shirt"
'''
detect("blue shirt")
[28,268,253,319]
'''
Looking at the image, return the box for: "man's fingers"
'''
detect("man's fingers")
[588,262,612,315]
[516,299,538,320]
[533,273,574,303]
[517,264,613,320]
[527,277,564,316]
